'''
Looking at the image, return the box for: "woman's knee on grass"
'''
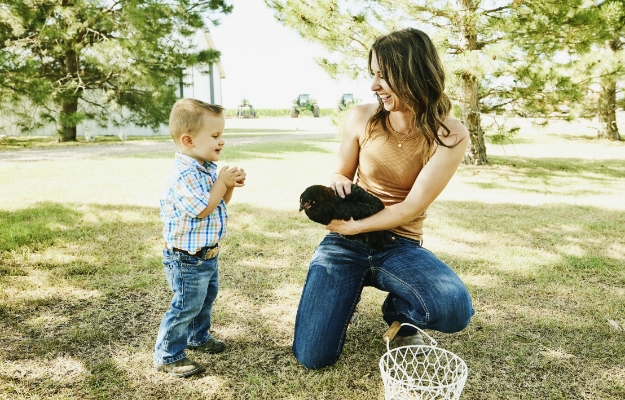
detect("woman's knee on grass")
[438,289,474,333]
[292,342,339,370]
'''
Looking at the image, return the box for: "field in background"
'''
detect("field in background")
[0,123,624,399]
[224,108,335,118]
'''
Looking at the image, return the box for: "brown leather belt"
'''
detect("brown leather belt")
[172,244,219,260]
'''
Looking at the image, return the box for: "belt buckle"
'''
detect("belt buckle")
[203,246,219,259]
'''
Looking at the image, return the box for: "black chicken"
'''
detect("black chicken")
[299,184,389,249]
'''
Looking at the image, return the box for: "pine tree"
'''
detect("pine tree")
[264,1,512,164]
[513,0,623,141]
[0,0,232,142]
[573,1,624,141]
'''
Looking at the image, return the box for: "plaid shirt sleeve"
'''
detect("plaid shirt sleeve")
[171,170,210,218]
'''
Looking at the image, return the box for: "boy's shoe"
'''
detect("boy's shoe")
[187,337,226,354]
[394,332,426,347]
[154,358,204,378]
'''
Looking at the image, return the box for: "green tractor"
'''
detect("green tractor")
[291,94,320,118]
[236,99,256,118]
[336,93,357,112]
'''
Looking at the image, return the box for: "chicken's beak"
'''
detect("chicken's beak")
[299,202,311,211]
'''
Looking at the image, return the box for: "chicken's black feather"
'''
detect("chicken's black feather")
[299,184,389,249]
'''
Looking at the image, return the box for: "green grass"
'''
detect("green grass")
[0,129,624,399]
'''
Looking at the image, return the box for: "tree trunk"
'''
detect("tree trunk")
[598,77,621,141]
[458,0,487,164]
[460,73,487,164]
[58,24,80,142]
[59,96,78,142]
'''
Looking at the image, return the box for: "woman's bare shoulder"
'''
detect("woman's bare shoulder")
[441,115,469,146]
[343,103,378,137]
[348,103,378,120]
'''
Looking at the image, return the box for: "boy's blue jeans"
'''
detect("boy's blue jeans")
[154,248,219,365]
[293,232,474,369]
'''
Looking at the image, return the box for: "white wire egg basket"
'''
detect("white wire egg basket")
[380,322,468,400]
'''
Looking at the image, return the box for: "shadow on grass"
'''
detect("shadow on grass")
[428,201,625,399]
[457,156,625,197]
[548,133,598,141]
[0,202,82,254]
[488,155,625,179]
[1,200,624,398]
[485,135,534,145]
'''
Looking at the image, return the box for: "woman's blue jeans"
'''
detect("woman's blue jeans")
[154,249,219,365]
[293,232,474,369]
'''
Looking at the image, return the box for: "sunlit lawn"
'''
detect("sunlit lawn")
[0,129,624,399]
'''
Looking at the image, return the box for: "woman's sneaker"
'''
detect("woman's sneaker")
[394,332,427,355]
[154,358,204,378]
[394,332,426,347]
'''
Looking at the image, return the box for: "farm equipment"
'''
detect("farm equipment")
[337,93,357,112]
[291,94,320,118]
[236,99,256,118]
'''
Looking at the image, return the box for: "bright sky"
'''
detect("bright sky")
[209,1,374,109]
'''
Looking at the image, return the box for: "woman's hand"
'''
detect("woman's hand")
[325,218,361,235]
[330,179,352,198]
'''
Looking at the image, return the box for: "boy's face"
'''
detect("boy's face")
[183,113,226,164]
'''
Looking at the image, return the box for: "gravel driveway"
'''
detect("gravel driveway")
[0,117,338,162]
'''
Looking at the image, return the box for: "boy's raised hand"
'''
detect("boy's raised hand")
[218,166,246,188]
[236,168,246,186]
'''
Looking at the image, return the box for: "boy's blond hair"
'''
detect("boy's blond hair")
[169,98,225,142]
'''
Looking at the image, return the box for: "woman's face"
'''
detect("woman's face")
[370,52,405,112]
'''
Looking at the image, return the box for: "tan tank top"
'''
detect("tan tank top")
[356,121,428,241]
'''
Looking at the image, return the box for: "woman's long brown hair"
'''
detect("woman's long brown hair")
[366,28,456,162]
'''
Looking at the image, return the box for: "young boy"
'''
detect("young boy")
[154,98,245,378]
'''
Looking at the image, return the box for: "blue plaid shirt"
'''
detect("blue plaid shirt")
[160,153,228,252]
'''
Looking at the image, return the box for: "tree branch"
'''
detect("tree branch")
[299,14,368,51]
[480,5,510,16]
[402,4,452,20]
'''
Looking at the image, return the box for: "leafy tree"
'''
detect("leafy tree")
[565,1,625,141]
[0,0,232,141]
[265,0,585,164]
[518,0,625,140]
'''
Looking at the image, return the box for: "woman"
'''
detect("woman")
[292,28,474,369]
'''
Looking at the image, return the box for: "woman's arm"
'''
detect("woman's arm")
[326,117,469,235]
[331,104,375,197]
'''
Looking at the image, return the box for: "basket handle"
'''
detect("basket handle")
[383,321,438,349]
[383,321,402,343]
